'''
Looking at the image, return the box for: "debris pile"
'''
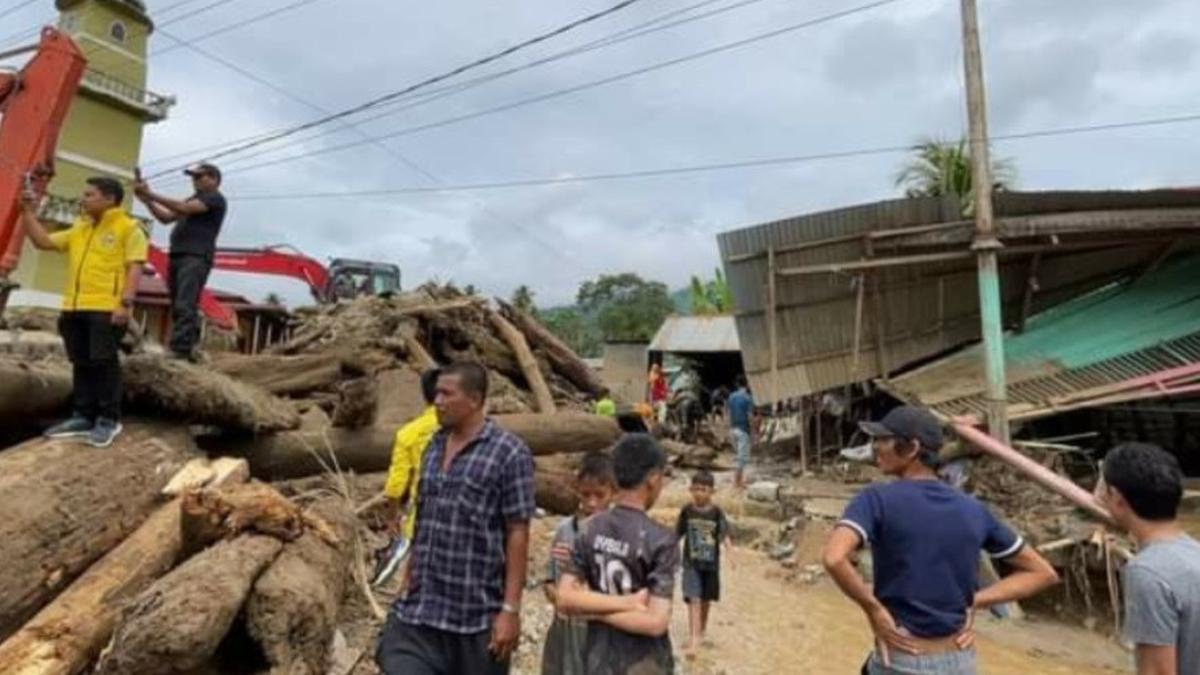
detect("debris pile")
[0,286,638,673]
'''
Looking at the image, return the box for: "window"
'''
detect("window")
[109,21,127,43]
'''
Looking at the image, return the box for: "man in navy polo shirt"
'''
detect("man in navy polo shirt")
[822,406,1059,674]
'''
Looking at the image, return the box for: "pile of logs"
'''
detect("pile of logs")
[0,287,726,672]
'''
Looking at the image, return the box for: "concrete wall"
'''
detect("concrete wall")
[603,342,648,405]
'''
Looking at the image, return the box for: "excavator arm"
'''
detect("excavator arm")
[0,28,87,314]
[145,244,331,332]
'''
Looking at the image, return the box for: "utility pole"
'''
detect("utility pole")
[959,0,1010,444]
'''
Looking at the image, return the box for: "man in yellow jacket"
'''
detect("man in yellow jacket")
[20,177,146,448]
[384,367,442,540]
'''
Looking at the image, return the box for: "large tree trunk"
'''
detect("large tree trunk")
[497,300,605,396]
[0,358,71,427]
[95,535,284,675]
[535,468,579,516]
[0,500,183,675]
[0,423,196,641]
[123,354,300,433]
[245,498,356,675]
[496,413,620,456]
[205,413,621,480]
[487,310,556,414]
[209,353,344,396]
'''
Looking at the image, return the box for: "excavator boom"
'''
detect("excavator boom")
[0,28,87,314]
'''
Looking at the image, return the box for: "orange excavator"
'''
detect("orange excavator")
[0,28,88,317]
[146,243,401,331]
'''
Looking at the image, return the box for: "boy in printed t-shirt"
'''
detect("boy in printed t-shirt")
[557,435,679,675]
[541,452,616,675]
[676,470,733,656]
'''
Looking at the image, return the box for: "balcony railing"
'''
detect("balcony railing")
[81,68,174,119]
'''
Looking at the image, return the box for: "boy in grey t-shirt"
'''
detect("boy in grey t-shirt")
[1096,442,1200,675]
[542,453,616,675]
[557,435,679,675]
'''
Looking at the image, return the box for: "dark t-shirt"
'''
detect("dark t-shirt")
[675,504,728,572]
[839,480,1023,638]
[571,505,678,675]
[169,191,227,256]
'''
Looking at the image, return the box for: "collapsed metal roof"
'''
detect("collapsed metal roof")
[882,253,1200,421]
[648,315,740,354]
[717,189,1200,404]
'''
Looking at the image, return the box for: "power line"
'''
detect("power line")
[151,34,575,261]
[166,0,910,183]
[155,27,440,182]
[144,0,650,178]
[152,0,327,55]
[224,112,1200,201]
[153,0,780,177]
[144,0,752,169]
[157,0,242,27]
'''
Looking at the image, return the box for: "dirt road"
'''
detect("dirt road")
[670,537,1129,674]
[514,475,1133,674]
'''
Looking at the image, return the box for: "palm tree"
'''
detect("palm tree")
[895,138,1015,214]
[511,285,536,315]
[689,269,734,315]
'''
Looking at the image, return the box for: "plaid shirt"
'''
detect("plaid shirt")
[394,418,536,634]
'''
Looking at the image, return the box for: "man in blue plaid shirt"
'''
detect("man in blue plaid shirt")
[377,361,537,675]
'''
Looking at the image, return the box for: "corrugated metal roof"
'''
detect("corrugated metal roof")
[648,316,740,353]
[882,254,1200,419]
[718,190,1200,403]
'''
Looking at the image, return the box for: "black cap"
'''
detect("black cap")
[184,162,221,180]
[859,405,943,451]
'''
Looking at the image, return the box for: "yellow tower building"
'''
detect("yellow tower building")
[12,0,172,306]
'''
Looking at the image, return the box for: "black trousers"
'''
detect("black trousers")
[58,311,123,421]
[376,614,509,675]
[168,252,213,355]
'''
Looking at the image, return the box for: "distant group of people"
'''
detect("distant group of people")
[378,367,1198,675]
[19,163,226,447]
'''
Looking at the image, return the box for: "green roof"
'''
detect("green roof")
[888,252,1200,409]
[1007,253,1200,370]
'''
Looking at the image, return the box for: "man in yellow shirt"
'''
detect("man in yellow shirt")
[384,368,442,541]
[20,177,147,448]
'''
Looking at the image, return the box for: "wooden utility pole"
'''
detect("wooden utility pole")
[960,0,1010,443]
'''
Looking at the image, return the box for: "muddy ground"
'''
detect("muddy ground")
[338,468,1137,675]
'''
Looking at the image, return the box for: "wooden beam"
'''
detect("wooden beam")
[767,246,780,404]
[1017,251,1042,333]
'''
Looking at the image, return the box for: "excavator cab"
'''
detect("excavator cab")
[326,258,401,301]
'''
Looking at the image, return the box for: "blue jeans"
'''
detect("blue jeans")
[865,649,976,674]
[731,428,751,468]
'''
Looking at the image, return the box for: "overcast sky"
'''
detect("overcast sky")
[8,0,1200,306]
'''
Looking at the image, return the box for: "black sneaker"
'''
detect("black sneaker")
[88,418,124,448]
[45,415,94,439]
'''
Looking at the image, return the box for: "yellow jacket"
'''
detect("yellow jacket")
[49,207,148,312]
[385,406,440,539]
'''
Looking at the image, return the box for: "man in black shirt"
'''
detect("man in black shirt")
[134,163,227,361]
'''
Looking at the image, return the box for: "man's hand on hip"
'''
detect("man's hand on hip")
[488,609,520,662]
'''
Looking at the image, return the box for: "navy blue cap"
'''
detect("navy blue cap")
[859,405,944,451]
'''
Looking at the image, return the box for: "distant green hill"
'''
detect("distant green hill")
[671,287,691,314]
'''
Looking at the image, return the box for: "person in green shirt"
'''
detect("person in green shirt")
[593,389,617,417]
